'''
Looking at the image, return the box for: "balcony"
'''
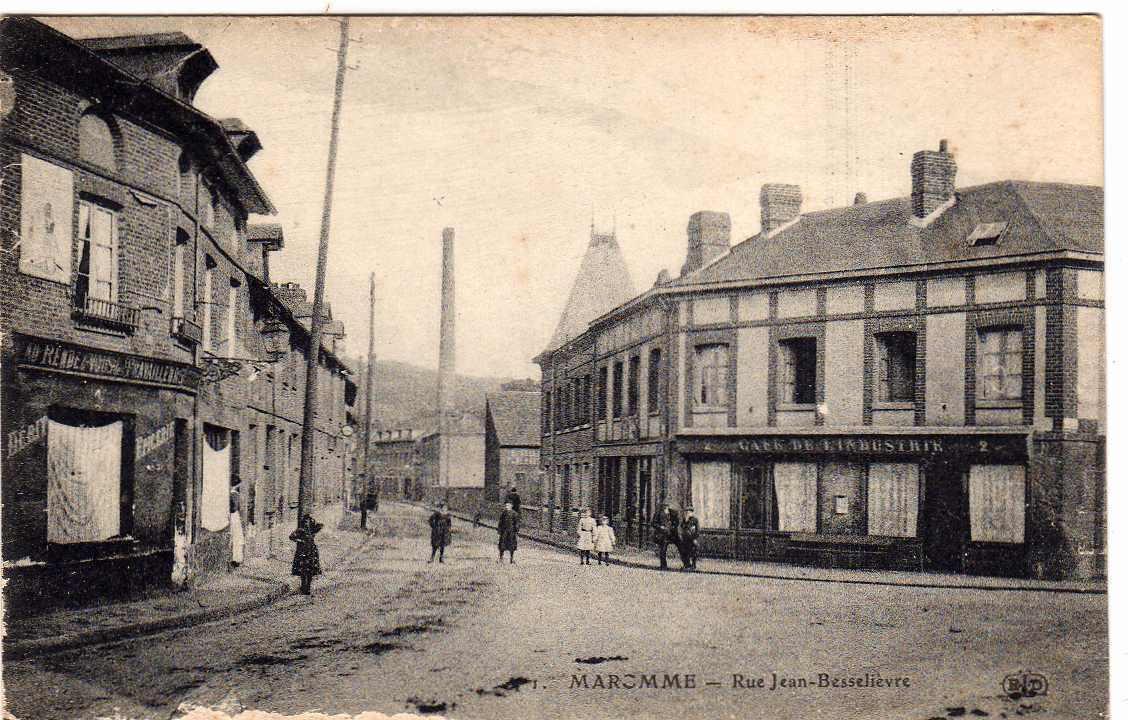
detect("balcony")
[72,296,139,333]
[170,316,203,346]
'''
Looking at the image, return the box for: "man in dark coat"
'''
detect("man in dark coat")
[290,514,323,595]
[497,501,519,564]
[428,501,452,563]
[679,506,700,571]
[505,487,521,515]
[651,502,680,570]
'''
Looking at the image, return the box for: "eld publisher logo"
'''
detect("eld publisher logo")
[1002,671,1048,698]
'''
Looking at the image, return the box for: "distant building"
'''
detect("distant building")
[418,412,485,513]
[484,392,542,518]
[368,429,417,500]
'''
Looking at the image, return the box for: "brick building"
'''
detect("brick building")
[418,412,485,513]
[538,140,1104,580]
[0,18,355,613]
[366,429,417,500]
[484,391,541,519]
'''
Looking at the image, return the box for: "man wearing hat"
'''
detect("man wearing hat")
[651,501,680,570]
[679,506,700,571]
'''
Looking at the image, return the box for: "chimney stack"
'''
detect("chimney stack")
[680,211,731,276]
[760,184,803,235]
[911,139,957,218]
[437,227,456,437]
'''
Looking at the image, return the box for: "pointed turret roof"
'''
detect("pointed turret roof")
[541,226,636,356]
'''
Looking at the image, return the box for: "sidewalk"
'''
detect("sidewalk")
[3,504,375,661]
[439,505,1106,595]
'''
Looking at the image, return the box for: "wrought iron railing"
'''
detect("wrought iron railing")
[72,295,139,332]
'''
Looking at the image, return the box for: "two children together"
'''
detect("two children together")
[576,507,615,565]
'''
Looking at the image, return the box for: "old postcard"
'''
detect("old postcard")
[0,13,1106,720]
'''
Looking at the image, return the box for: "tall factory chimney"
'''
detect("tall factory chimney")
[437,227,456,413]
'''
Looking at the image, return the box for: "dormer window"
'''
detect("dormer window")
[968,221,1008,246]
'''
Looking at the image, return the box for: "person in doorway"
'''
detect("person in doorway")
[651,502,680,570]
[290,513,323,595]
[576,507,596,565]
[229,483,244,570]
[497,501,519,563]
[505,486,522,515]
[428,501,453,563]
[679,506,700,571]
[593,515,616,565]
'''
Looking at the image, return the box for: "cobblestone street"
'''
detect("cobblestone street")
[2,503,1107,720]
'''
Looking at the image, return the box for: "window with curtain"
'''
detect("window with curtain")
[78,112,117,171]
[691,461,731,529]
[867,463,920,537]
[774,462,817,532]
[648,348,662,413]
[694,344,729,407]
[969,465,1025,543]
[876,332,917,402]
[977,328,1023,401]
[47,416,123,543]
[778,338,817,405]
[75,201,117,308]
[202,426,232,531]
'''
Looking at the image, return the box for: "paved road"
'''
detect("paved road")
[3,503,1107,720]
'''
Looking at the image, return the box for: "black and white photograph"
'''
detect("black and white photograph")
[0,11,1109,720]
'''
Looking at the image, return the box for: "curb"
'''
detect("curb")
[439,506,1106,596]
[4,528,379,661]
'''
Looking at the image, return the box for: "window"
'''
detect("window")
[572,377,581,427]
[778,338,817,405]
[75,200,117,306]
[596,366,608,421]
[47,413,125,543]
[968,465,1025,543]
[977,328,1023,402]
[172,230,188,318]
[867,463,919,537]
[739,465,769,530]
[202,257,216,353]
[201,184,215,228]
[694,344,729,407]
[582,374,592,424]
[553,388,561,429]
[177,153,192,199]
[202,425,232,531]
[773,462,817,532]
[612,361,624,418]
[78,112,117,171]
[647,348,662,413]
[564,381,574,428]
[628,355,641,416]
[542,391,551,434]
[691,461,731,529]
[876,332,917,403]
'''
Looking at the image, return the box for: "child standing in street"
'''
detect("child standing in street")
[576,508,596,565]
[428,501,452,563]
[593,515,616,565]
[290,514,323,595]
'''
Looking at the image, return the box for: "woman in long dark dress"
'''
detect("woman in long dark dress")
[428,501,452,563]
[290,514,323,595]
[497,501,519,564]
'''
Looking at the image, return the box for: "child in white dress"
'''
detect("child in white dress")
[593,515,616,565]
[576,508,596,565]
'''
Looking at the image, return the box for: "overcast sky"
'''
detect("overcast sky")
[44,15,1102,379]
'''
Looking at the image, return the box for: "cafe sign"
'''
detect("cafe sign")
[16,335,200,391]
[678,433,1029,459]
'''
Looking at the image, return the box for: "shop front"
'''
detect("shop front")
[676,431,1032,576]
[595,443,663,547]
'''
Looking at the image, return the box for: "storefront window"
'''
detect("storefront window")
[867,463,919,537]
[969,464,1025,543]
[694,344,729,407]
[691,461,731,529]
[739,465,770,530]
[977,328,1023,401]
[774,462,817,532]
[47,415,124,543]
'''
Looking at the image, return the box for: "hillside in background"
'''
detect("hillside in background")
[347,357,538,431]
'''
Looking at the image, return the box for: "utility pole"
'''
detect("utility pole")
[361,272,376,529]
[297,16,350,524]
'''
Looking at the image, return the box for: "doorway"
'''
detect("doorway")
[922,461,966,571]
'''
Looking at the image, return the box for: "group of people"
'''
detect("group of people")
[429,486,524,564]
[651,502,700,571]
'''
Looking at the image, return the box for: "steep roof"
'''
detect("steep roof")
[677,181,1103,287]
[486,392,541,447]
[541,229,636,355]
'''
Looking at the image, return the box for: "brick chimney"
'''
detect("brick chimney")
[680,211,731,276]
[437,228,457,454]
[760,184,802,235]
[911,139,957,218]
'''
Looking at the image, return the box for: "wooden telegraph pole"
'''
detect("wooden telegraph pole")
[361,272,376,528]
[297,17,350,524]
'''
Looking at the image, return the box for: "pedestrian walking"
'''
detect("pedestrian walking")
[576,508,596,565]
[497,501,519,563]
[651,502,680,570]
[505,486,522,515]
[290,514,323,595]
[428,501,453,563]
[593,515,616,565]
[679,506,700,571]
[228,484,244,570]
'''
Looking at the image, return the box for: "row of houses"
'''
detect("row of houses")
[1,17,357,614]
[535,140,1104,580]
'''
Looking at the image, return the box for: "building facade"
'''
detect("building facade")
[539,140,1104,580]
[367,429,417,500]
[418,412,486,513]
[0,18,356,613]
[484,391,541,518]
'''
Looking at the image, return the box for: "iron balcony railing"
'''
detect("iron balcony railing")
[72,295,139,333]
[170,316,204,345]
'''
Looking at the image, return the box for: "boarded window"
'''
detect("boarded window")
[867,463,919,537]
[969,465,1025,543]
[694,344,729,407]
[691,461,731,529]
[977,328,1023,401]
[47,417,123,543]
[773,462,817,532]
